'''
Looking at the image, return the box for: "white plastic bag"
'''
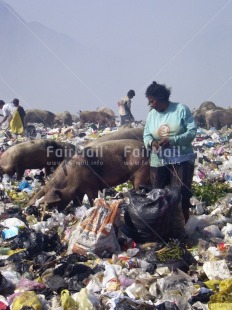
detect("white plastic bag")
[68,198,121,256]
[203,260,231,280]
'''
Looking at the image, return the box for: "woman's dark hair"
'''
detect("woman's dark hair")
[127,90,135,97]
[145,81,171,102]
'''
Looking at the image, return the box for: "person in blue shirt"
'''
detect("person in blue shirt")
[143,81,197,223]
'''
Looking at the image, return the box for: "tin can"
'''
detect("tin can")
[125,258,139,269]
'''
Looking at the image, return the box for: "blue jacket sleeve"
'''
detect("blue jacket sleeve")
[143,113,154,148]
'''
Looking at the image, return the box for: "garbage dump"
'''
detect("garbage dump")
[1,123,232,308]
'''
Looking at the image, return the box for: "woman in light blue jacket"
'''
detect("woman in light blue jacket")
[144,81,197,222]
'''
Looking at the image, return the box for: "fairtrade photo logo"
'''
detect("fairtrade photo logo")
[158,124,170,137]
[123,145,150,158]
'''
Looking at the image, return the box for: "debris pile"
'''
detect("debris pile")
[0,123,232,308]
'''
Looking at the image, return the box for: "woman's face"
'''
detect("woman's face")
[147,96,167,112]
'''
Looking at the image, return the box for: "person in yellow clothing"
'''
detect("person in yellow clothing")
[0,98,26,136]
[10,98,26,137]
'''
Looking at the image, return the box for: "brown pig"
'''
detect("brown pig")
[54,111,73,127]
[24,109,56,127]
[79,110,115,128]
[96,107,115,117]
[27,139,150,208]
[0,139,76,180]
[86,127,144,147]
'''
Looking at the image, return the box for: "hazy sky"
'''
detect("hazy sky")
[2,0,232,119]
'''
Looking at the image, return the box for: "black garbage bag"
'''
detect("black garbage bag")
[104,188,117,197]
[10,230,48,254]
[0,272,15,295]
[46,275,67,293]
[47,233,64,253]
[144,262,157,274]
[65,253,88,264]
[10,229,63,255]
[63,263,93,281]
[121,187,183,243]
[53,262,68,277]
[33,252,56,273]
[67,275,84,292]
[15,262,31,275]
[7,250,30,263]
[56,254,88,273]
[189,289,213,304]
[115,299,155,309]
[156,301,179,309]
[25,205,41,217]
[33,287,54,299]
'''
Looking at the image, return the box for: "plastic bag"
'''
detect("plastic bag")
[102,263,121,291]
[208,279,232,309]
[185,215,216,237]
[60,289,78,310]
[0,272,15,295]
[115,299,155,309]
[10,110,24,135]
[12,291,42,310]
[202,225,223,238]
[0,295,9,309]
[72,288,95,309]
[156,273,194,308]
[68,198,121,256]
[122,187,183,243]
[203,260,231,280]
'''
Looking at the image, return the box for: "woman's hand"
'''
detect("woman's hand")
[151,140,160,151]
[158,138,170,147]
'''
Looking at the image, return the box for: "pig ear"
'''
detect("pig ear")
[45,190,62,204]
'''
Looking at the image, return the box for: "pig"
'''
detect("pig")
[0,139,76,180]
[86,127,144,147]
[24,109,56,127]
[205,109,232,130]
[54,111,73,127]
[27,139,151,208]
[79,110,115,128]
[96,107,115,117]
[71,114,80,123]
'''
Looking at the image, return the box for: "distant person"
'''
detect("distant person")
[10,98,26,136]
[12,98,26,129]
[0,100,15,129]
[0,100,4,119]
[118,90,135,125]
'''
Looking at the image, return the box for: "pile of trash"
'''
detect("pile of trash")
[1,124,232,308]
